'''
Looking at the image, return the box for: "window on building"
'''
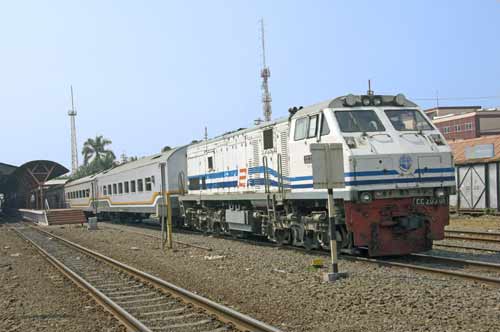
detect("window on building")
[263,128,274,149]
[465,123,473,131]
[118,183,123,194]
[145,177,152,191]
[131,180,136,193]
[113,184,117,195]
[207,156,214,171]
[138,179,144,192]
[308,115,319,138]
[124,181,129,193]
[455,124,461,132]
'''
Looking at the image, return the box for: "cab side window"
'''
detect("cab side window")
[294,117,308,140]
[308,115,318,138]
[295,114,327,140]
[321,115,330,136]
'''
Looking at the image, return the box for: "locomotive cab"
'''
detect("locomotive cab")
[288,93,455,256]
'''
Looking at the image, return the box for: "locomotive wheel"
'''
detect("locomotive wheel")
[275,229,292,246]
[303,231,316,251]
[212,223,221,235]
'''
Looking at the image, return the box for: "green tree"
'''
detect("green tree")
[82,135,116,165]
[69,135,117,180]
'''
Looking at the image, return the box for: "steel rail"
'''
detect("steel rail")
[409,253,500,270]
[445,229,500,237]
[30,226,283,332]
[349,256,500,286]
[13,227,152,332]
[434,242,500,253]
[444,234,500,244]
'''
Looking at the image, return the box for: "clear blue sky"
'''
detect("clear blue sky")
[1,0,499,168]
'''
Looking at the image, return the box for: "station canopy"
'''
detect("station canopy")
[0,160,69,209]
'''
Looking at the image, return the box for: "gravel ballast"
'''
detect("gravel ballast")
[43,222,500,332]
[0,224,126,332]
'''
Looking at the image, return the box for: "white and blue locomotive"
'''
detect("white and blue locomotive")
[180,93,455,256]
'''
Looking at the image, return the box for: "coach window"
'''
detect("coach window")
[124,181,129,193]
[113,184,117,195]
[138,179,144,192]
[263,128,274,149]
[294,117,308,140]
[131,180,136,193]
[86,189,90,197]
[145,177,152,191]
[118,183,123,194]
[103,186,107,195]
[308,115,319,138]
[108,185,112,195]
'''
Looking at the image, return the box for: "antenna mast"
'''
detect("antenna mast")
[68,86,79,174]
[260,19,272,122]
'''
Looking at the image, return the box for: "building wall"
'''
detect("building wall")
[478,116,500,136]
[435,115,478,141]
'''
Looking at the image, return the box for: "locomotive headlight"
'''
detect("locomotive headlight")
[362,97,371,106]
[434,188,446,198]
[394,93,406,106]
[345,94,356,107]
[373,97,382,106]
[360,192,373,203]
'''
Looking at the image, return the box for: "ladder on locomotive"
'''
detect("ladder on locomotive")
[262,154,286,226]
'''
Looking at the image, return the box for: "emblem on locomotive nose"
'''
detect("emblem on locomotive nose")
[399,154,413,173]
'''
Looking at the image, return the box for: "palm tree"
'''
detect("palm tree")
[82,135,116,165]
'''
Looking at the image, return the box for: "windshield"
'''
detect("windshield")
[385,109,433,131]
[335,110,385,133]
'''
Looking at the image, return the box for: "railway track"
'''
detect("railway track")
[12,225,282,332]
[434,242,500,253]
[349,254,500,286]
[445,229,500,244]
[101,221,500,286]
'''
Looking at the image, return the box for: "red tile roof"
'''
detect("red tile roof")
[449,135,500,165]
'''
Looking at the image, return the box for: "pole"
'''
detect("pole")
[167,193,173,249]
[327,188,338,274]
[160,163,167,250]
